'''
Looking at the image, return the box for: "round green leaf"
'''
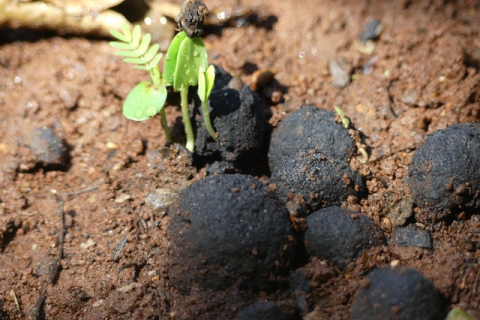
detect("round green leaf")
[123,81,167,121]
[173,36,208,91]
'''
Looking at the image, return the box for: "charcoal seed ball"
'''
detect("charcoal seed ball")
[194,65,265,166]
[167,174,296,293]
[236,301,296,320]
[408,123,480,222]
[351,266,446,320]
[271,149,365,214]
[304,207,384,269]
[269,106,355,171]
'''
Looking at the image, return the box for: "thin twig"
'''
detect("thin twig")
[9,290,20,311]
[30,196,65,319]
[61,180,103,198]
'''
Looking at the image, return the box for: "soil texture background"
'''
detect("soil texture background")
[0,0,480,319]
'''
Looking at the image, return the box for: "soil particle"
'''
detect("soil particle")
[271,149,365,214]
[194,65,265,166]
[351,266,447,320]
[391,224,433,249]
[269,106,355,171]
[408,122,480,222]
[329,58,352,88]
[304,206,385,270]
[167,174,296,293]
[236,301,298,320]
[357,20,384,43]
[25,126,69,167]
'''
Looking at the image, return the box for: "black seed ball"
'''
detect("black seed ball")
[408,123,480,222]
[304,207,384,269]
[271,149,365,214]
[194,65,265,166]
[237,301,297,320]
[167,174,296,293]
[351,266,446,320]
[269,106,355,171]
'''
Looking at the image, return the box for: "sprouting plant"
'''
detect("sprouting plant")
[334,106,350,129]
[334,106,369,164]
[109,22,216,152]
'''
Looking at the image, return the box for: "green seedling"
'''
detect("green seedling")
[334,106,369,164]
[334,105,350,129]
[109,23,216,152]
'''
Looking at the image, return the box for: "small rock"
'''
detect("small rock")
[304,207,384,270]
[116,282,138,292]
[402,88,419,106]
[114,194,132,204]
[383,195,413,228]
[27,126,68,166]
[106,142,118,150]
[59,88,80,110]
[92,299,105,307]
[351,266,446,320]
[329,58,351,88]
[145,188,179,216]
[80,238,96,249]
[358,20,384,43]
[237,301,296,320]
[391,224,432,249]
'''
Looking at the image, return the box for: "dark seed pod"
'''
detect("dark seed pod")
[176,0,210,38]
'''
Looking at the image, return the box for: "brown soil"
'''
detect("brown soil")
[1,0,480,319]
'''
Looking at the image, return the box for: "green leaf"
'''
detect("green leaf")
[110,29,129,43]
[115,50,142,57]
[164,31,187,84]
[121,23,132,43]
[198,65,216,102]
[138,33,151,55]
[109,41,133,50]
[124,57,146,64]
[149,52,163,68]
[173,36,208,91]
[144,44,160,62]
[131,25,141,48]
[205,64,215,99]
[123,81,167,121]
[198,66,206,102]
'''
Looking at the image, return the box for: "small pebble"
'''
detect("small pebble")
[27,126,68,166]
[329,58,351,88]
[145,188,179,216]
[391,224,432,249]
